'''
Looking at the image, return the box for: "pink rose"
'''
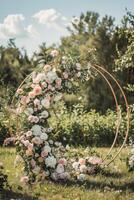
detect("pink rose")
[29,91,35,99]
[17,88,23,94]
[34,98,40,106]
[33,85,42,96]
[28,115,35,122]
[41,150,48,157]
[79,158,86,165]
[26,148,33,156]
[23,140,30,147]
[34,116,39,123]
[88,156,102,165]
[32,137,42,145]
[56,78,62,88]
[50,50,59,57]
[44,64,52,72]
[28,115,39,123]
[47,84,55,91]
[58,158,67,166]
[21,96,30,105]
[41,81,47,88]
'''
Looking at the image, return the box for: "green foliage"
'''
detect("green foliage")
[60,10,134,111]
[115,11,134,99]
[0,39,34,90]
[0,162,9,190]
[49,103,132,147]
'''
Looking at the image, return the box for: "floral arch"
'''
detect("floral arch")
[12,50,130,184]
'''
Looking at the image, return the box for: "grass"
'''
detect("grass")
[0,147,134,200]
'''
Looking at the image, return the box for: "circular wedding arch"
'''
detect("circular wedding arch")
[12,50,130,183]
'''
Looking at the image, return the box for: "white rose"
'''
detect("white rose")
[31,125,42,135]
[33,73,46,83]
[40,133,48,141]
[25,108,34,115]
[40,110,49,119]
[25,131,33,137]
[56,164,64,174]
[77,173,86,181]
[43,145,51,153]
[51,172,58,181]
[47,71,57,83]
[76,63,81,70]
[79,165,87,173]
[54,93,62,102]
[41,98,50,108]
[72,162,79,170]
[45,156,57,168]
[49,140,54,145]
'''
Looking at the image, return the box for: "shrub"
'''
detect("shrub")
[49,103,133,146]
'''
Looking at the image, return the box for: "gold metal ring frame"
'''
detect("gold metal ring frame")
[12,62,130,166]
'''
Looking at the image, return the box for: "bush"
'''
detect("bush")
[49,103,133,146]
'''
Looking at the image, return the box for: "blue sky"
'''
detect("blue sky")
[0,0,134,55]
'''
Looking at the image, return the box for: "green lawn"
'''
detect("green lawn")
[0,147,134,200]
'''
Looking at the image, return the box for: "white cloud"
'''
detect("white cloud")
[33,9,68,31]
[0,14,39,39]
[26,24,39,38]
[0,14,27,39]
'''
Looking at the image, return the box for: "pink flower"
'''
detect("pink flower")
[50,49,59,57]
[41,81,47,88]
[41,98,50,108]
[34,98,40,106]
[47,84,54,91]
[29,91,35,99]
[58,158,67,166]
[28,115,35,122]
[33,85,42,96]
[17,88,23,94]
[41,150,48,157]
[20,176,29,184]
[38,157,44,163]
[88,156,102,165]
[23,140,30,147]
[28,115,39,123]
[21,96,30,105]
[26,148,33,156]
[56,78,62,88]
[56,164,64,174]
[34,116,39,123]
[27,143,33,150]
[25,131,32,137]
[63,72,68,79]
[79,158,86,165]
[32,137,42,145]
[44,64,52,72]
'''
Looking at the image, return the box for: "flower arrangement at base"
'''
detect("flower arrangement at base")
[14,49,103,184]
